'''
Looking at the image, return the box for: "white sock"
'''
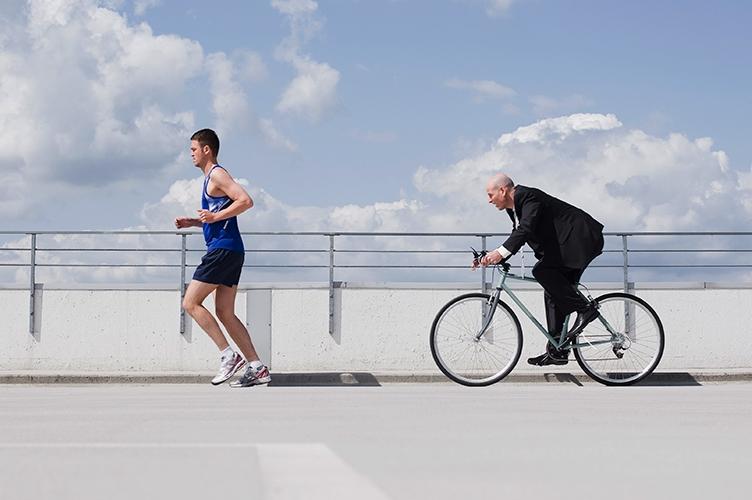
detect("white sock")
[249,360,264,370]
[221,346,234,358]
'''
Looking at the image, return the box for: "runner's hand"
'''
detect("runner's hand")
[196,209,217,224]
[175,217,195,229]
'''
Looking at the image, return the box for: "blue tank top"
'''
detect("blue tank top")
[201,165,245,253]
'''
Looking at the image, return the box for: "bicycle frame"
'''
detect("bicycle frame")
[475,265,619,350]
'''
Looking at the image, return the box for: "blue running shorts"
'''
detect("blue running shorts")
[192,248,245,287]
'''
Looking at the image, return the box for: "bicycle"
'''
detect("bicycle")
[429,249,665,386]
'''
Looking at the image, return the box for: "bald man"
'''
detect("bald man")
[479,174,604,366]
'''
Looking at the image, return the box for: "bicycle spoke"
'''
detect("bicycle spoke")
[574,294,664,385]
[431,295,522,385]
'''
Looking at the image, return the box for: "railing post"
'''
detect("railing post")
[328,234,335,335]
[29,233,36,335]
[179,234,187,335]
[622,234,629,293]
[481,235,487,294]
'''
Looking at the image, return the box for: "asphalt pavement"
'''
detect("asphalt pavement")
[1,381,750,500]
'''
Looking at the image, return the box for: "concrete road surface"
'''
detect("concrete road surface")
[1,381,750,500]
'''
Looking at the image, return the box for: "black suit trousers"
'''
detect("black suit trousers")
[531,263,589,341]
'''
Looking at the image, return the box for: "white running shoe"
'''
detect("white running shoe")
[229,364,271,388]
[211,351,246,386]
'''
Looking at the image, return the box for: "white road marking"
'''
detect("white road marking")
[0,442,257,448]
[256,443,392,500]
[0,442,392,500]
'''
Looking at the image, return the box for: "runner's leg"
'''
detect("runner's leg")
[215,285,260,362]
[183,279,229,350]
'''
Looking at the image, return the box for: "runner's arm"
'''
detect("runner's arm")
[175,217,202,228]
[199,169,254,223]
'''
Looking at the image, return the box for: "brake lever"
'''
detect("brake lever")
[470,247,488,267]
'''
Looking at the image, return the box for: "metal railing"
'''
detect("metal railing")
[4,230,752,336]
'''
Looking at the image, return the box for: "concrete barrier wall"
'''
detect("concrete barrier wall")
[1,284,751,373]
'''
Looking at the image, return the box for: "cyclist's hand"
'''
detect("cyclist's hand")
[480,250,502,267]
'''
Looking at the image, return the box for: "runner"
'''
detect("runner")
[175,128,271,388]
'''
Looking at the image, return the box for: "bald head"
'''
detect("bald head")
[486,173,515,210]
[486,173,514,191]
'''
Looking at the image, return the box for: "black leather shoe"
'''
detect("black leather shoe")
[527,348,569,366]
[566,302,599,340]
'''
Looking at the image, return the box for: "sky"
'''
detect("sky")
[1,0,751,282]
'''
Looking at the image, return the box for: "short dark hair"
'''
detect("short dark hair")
[191,129,220,157]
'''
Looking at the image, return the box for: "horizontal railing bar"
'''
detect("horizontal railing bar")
[326,265,655,270]
[246,249,328,253]
[334,250,470,254]
[35,248,183,252]
[35,249,332,253]
[6,263,752,270]
[34,264,180,268]
[609,232,752,237]
[627,249,752,253]
[242,265,329,269]
[626,265,752,268]
[5,247,752,254]
[6,230,752,236]
[334,265,481,269]
[0,231,508,236]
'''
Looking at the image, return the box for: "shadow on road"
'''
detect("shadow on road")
[543,373,584,386]
[536,371,704,386]
[268,372,381,387]
[637,372,702,386]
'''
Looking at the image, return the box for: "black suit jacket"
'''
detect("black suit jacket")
[502,185,604,269]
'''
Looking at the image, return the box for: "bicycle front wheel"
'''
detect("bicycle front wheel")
[573,292,665,386]
[430,293,523,386]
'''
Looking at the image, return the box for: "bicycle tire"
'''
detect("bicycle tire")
[573,292,665,386]
[430,293,523,387]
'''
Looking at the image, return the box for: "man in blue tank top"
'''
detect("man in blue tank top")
[175,129,271,388]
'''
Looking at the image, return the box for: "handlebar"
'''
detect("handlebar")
[470,247,510,273]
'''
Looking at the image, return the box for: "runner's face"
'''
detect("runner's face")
[190,140,210,167]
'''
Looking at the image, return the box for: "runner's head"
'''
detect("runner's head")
[190,129,220,167]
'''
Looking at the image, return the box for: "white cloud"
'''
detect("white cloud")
[133,0,159,16]
[206,52,252,136]
[0,0,295,220]
[271,0,317,16]
[272,0,340,122]
[277,57,340,121]
[146,112,751,238]
[205,51,298,151]
[415,113,748,233]
[5,112,749,284]
[446,78,517,101]
[235,50,268,83]
[0,0,203,217]
[259,119,299,152]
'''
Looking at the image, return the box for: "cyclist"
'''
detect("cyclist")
[476,174,604,366]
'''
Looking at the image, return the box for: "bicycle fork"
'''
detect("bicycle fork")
[474,289,503,341]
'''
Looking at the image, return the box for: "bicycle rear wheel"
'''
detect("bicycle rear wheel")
[573,292,664,386]
[430,293,523,386]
